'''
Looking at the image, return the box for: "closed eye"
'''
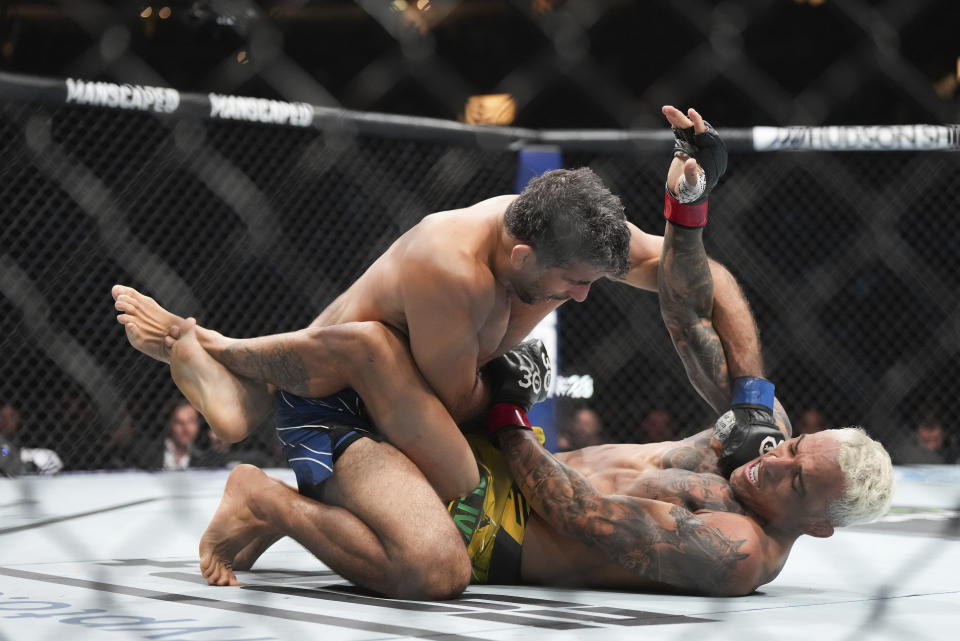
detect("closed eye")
[793,435,807,496]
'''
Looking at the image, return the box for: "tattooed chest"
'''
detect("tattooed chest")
[629,469,746,515]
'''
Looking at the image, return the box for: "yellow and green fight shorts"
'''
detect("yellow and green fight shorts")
[445,427,543,585]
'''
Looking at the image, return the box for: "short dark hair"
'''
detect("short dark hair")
[505,168,630,278]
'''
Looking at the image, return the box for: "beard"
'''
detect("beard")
[512,271,569,305]
[513,282,568,305]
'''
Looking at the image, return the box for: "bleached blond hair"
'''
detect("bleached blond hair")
[826,427,894,527]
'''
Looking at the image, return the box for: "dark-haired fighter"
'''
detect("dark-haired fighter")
[145,108,891,596]
[113,106,768,596]
[115,164,631,504]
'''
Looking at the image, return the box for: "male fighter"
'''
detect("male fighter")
[114,106,788,595]
[114,164,631,504]
[180,163,893,597]
[113,106,751,499]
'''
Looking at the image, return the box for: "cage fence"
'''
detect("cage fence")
[0,1,959,636]
[2,74,959,471]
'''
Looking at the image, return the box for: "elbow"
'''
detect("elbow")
[702,580,758,598]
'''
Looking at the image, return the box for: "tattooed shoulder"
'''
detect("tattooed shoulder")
[656,469,747,515]
[658,432,717,473]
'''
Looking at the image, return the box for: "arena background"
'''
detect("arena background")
[0,0,958,472]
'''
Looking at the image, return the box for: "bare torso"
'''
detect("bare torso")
[311,195,563,366]
[520,440,791,589]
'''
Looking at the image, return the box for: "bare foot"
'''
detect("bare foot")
[169,319,259,442]
[231,475,296,570]
[199,464,280,586]
[112,284,186,364]
[232,532,284,571]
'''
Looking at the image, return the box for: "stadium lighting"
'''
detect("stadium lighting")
[464,94,516,125]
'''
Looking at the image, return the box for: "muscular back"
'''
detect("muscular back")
[312,197,510,340]
[311,195,565,420]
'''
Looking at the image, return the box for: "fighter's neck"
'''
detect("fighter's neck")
[488,212,523,289]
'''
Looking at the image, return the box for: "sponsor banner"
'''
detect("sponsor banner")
[208,93,313,127]
[65,78,180,113]
[753,124,959,151]
[555,374,594,399]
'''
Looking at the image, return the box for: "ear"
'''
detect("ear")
[803,518,835,539]
[510,244,534,270]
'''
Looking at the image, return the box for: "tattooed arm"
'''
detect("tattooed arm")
[500,428,765,595]
[657,221,732,414]
[657,221,792,444]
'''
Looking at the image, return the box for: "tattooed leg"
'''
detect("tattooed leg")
[199,322,479,501]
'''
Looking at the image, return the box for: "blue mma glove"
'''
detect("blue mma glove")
[714,377,784,474]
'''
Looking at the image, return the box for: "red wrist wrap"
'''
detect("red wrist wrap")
[664,190,708,227]
[487,403,531,437]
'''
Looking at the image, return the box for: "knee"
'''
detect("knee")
[436,466,482,504]
[387,544,471,600]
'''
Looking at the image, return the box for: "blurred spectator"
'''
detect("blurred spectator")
[0,401,18,439]
[795,406,826,435]
[1,402,22,477]
[638,408,676,443]
[557,407,608,451]
[148,398,204,471]
[890,412,958,465]
[0,400,63,475]
[61,393,102,469]
[96,411,150,470]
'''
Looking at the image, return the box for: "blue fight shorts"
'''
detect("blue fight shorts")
[274,388,379,500]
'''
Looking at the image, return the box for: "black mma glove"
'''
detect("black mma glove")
[664,119,728,228]
[482,339,552,441]
[714,377,784,476]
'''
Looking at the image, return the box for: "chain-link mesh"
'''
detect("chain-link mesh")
[0,0,955,472]
[2,90,958,469]
[0,95,519,470]
[0,4,958,638]
[560,148,960,451]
